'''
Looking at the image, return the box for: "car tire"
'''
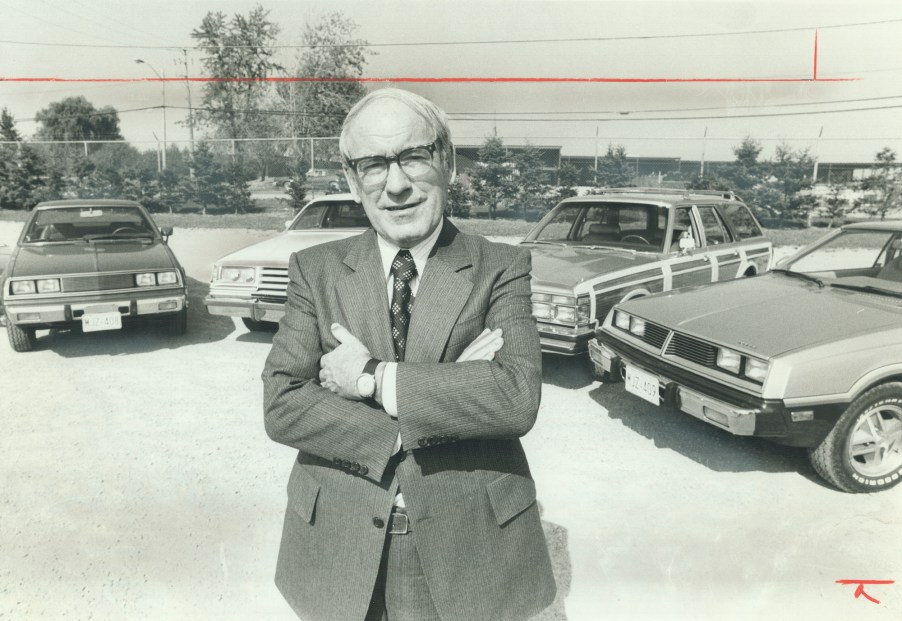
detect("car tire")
[808,383,902,493]
[242,317,278,332]
[7,322,35,352]
[167,308,188,337]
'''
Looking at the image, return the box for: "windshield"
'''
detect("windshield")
[290,200,370,231]
[23,206,157,243]
[784,228,902,293]
[525,202,669,252]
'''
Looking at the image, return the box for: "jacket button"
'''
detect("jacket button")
[418,438,427,447]
[350,463,360,472]
[372,517,385,529]
[359,465,369,475]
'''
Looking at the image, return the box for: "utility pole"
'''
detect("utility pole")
[812,126,824,183]
[700,126,708,178]
[181,50,196,160]
[136,59,167,170]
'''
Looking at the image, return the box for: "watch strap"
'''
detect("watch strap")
[363,358,381,375]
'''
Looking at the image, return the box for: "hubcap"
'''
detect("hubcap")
[848,403,902,478]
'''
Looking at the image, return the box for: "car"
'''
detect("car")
[204,193,370,331]
[521,188,772,355]
[1,199,188,352]
[591,220,902,493]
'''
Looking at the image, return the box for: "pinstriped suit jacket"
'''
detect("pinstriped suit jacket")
[262,220,556,621]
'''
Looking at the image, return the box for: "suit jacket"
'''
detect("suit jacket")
[262,221,556,621]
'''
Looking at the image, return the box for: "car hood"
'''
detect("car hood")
[216,230,365,267]
[620,273,902,358]
[11,242,176,277]
[525,243,661,290]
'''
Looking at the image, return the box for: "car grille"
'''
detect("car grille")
[665,332,718,367]
[61,273,136,293]
[641,321,669,350]
[254,267,290,300]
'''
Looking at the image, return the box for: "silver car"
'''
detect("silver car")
[591,221,902,493]
[204,194,369,331]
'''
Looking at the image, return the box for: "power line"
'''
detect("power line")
[0,17,900,50]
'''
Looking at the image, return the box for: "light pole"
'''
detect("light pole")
[135,59,167,170]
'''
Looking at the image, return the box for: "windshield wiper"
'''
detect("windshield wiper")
[83,233,154,242]
[830,282,902,299]
[572,244,638,254]
[771,268,825,288]
[523,240,567,247]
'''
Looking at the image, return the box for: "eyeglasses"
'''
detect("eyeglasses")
[345,142,439,185]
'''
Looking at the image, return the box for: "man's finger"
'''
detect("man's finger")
[331,323,360,345]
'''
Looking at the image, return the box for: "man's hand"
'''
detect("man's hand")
[456,328,503,362]
[319,323,371,400]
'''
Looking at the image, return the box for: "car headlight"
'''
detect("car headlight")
[531,293,591,326]
[135,273,156,287]
[217,266,256,285]
[11,281,36,295]
[532,302,554,320]
[716,348,742,374]
[36,278,60,293]
[614,310,631,331]
[630,317,646,337]
[156,271,178,285]
[744,357,769,383]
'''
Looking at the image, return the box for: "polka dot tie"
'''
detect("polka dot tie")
[389,250,417,362]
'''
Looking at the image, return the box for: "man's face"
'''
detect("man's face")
[343,99,450,249]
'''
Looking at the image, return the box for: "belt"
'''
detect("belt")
[388,507,411,535]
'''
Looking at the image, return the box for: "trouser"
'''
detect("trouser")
[364,508,442,621]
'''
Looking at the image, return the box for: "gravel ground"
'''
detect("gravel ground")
[1,221,900,621]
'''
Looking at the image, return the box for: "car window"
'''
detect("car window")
[789,230,897,276]
[326,201,370,228]
[721,203,763,239]
[697,206,732,245]
[670,207,700,251]
[530,202,667,252]
[24,206,155,242]
[290,204,328,230]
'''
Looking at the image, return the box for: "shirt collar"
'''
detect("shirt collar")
[376,220,444,280]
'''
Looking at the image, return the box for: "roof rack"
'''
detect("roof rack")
[594,187,742,201]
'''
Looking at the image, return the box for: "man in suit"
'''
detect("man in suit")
[262,88,556,621]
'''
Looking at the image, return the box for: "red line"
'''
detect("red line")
[813,30,818,80]
[0,76,860,84]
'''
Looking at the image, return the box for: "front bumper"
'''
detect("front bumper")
[204,295,285,324]
[4,289,186,328]
[589,336,840,448]
[537,323,594,355]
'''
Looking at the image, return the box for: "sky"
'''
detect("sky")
[2,0,901,164]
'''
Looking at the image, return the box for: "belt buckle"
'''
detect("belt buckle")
[389,511,410,535]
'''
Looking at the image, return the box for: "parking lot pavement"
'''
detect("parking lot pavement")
[1,224,901,620]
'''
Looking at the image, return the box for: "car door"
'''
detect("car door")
[668,205,714,289]
[696,204,742,280]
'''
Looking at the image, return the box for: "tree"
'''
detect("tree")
[820,184,854,227]
[470,136,516,219]
[185,141,227,215]
[763,144,817,224]
[593,145,633,188]
[34,96,123,176]
[511,143,551,219]
[191,5,282,178]
[0,109,48,210]
[445,178,471,218]
[859,147,901,220]
[1,107,21,143]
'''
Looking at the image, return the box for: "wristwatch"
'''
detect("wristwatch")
[356,358,382,399]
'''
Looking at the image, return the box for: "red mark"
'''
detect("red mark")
[0,76,859,84]
[836,579,894,604]
[813,30,818,80]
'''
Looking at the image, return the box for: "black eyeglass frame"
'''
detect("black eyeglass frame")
[344,141,440,177]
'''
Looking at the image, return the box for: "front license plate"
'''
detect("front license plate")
[82,312,122,332]
[625,364,660,405]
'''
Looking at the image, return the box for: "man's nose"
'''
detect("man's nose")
[383,161,412,195]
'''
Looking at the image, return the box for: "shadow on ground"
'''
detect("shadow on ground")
[590,381,824,485]
[535,504,571,621]
[22,277,236,358]
[542,353,595,390]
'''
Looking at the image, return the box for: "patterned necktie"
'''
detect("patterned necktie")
[389,249,417,362]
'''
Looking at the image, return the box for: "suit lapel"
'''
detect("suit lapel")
[405,222,473,363]
[336,230,397,362]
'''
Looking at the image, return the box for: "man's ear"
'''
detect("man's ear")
[445,148,457,185]
[342,166,361,202]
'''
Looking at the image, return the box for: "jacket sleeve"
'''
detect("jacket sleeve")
[261,251,400,482]
[394,247,542,448]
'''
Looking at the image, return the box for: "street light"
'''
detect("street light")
[135,59,167,170]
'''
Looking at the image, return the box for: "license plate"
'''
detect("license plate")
[625,364,660,405]
[82,312,122,332]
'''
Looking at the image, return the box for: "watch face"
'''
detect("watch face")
[357,374,376,398]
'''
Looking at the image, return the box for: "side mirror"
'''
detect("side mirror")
[160,226,173,242]
[678,231,697,252]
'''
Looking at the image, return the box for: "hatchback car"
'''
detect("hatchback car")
[522,188,772,355]
[2,199,187,352]
[204,194,369,331]
[592,221,902,493]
